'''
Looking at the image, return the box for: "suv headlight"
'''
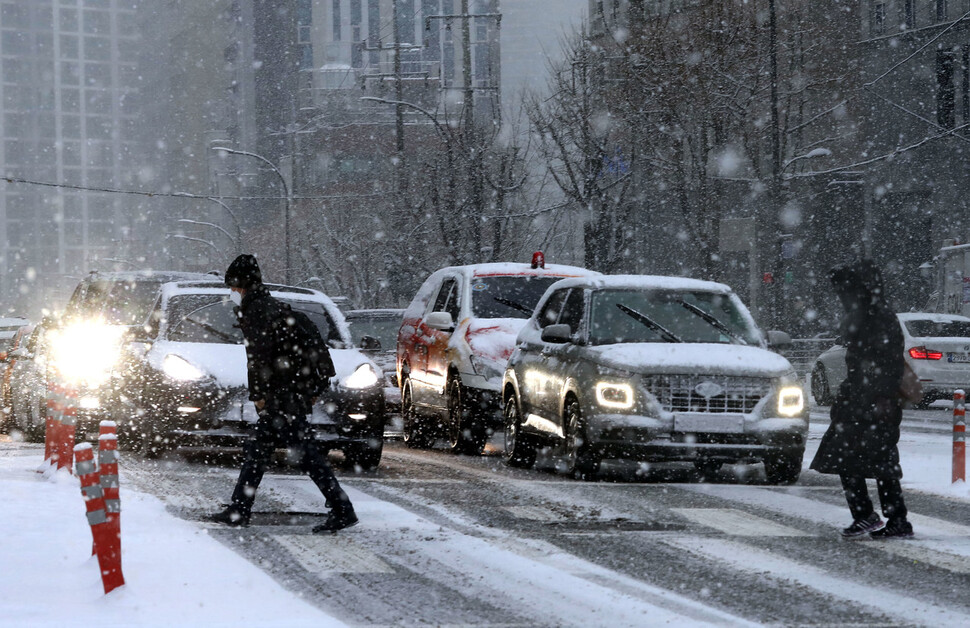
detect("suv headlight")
[777,385,805,417]
[49,320,125,387]
[343,363,380,389]
[595,382,635,409]
[469,353,504,381]
[162,354,205,381]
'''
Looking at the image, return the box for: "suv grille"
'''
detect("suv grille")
[643,375,773,413]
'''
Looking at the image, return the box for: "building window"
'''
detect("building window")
[904,0,916,28]
[332,0,341,41]
[937,0,948,21]
[869,1,886,35]
[937,50,956,128]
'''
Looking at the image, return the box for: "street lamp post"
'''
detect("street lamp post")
[205,197,243,255]
[177,219,238,252]
[211,146,291,283]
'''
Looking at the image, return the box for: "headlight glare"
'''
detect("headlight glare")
[49,319,125,387]
[595,382,634,409]
[162,354,205,381]
[777,385,805,417]
[343,363,380,389]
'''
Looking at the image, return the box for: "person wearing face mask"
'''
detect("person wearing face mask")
[209,254,357,533]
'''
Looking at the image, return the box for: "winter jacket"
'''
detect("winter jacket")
[236,284,335,415]
[810,260,904,479]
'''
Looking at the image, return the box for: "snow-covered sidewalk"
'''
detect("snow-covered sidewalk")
[0,444,344,628]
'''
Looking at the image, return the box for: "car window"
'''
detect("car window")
[432,278,461,321]
[347,316,401,348]
[904,319,970,338]
[470,276,563,319]
[559,288,585,332]
[537,289,569,328]
[102,280,165,326]
[588,288,761,346]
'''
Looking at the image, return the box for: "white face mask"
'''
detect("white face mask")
[229,291,243,307]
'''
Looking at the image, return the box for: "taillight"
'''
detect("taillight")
[909,346,943,360]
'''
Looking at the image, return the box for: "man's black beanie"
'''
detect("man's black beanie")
[225,254,262,289]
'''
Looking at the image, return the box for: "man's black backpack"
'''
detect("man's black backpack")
[277,304,336,398]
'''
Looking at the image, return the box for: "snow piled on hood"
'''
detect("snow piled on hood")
[585,343,794,377]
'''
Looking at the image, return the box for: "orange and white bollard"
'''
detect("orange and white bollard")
[75,443,124,594]
[56,386,78,472]
[954,390,966,484]
[98,430,121,559]
[39,382,63,472]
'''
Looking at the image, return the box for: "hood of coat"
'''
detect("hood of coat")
[829,259,888,313]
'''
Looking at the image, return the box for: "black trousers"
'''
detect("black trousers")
[229,404,352,519]
[840,474,907,522]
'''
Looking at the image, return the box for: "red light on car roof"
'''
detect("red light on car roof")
[531,251,545,269]
[909,346,943,360]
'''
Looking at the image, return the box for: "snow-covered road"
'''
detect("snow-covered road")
[4,406,970,627]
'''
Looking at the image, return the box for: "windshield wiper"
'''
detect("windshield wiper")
[677,300,748,345]
[616,303,682,343]
[493,296,533,316]
[182,316,235,343]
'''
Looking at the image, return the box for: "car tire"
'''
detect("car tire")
[503,393,536,468]
[561,396,599,480]
[344,437,383,471]
[811,363,833,406]
[764,450,803,485]
[446,376,486,456]
[401,378,433,449]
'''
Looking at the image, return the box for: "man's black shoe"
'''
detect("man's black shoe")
[870,519,914,539]
[208,508,250,527]
[841,512,884,538]
[312,509,358,534]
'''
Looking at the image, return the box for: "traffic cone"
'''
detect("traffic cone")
[74,443,125,594]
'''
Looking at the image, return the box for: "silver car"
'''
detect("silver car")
[812,312,970,407]
[502,275,807,483]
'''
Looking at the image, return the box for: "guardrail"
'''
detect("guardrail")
[779,338,837,377]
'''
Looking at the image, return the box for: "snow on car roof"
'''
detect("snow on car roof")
[345,308,405,319]
[422,262,597,279]
[897,312,970,322]
[0,317,29,328]
[544,274,735,294]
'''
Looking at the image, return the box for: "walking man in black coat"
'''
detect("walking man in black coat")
[210,254,358,533]
[810,259,913,538]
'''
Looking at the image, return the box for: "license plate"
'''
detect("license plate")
[673,414,744,434]
[948,353,970,363]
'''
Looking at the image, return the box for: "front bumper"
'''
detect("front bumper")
[585,412,808,463]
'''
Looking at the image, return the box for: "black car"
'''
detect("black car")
[344,308,404,413]
[114,280,386,468]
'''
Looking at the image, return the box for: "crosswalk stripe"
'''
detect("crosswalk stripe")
[273,534,395,576]
[868,540,970,574]
[661,535,965,625]
[670,508,812,537]
[503,505,567,521]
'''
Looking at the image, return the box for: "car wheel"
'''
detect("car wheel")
[344,437,383,471]
[446,376,486,456]
[402,378,433,449]
[503,393,536,468]
[811,363,833,406]
[764,450,803,485]
[561,396,599,480]
[693,459,722,479]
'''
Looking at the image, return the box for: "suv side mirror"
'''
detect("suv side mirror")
[541,323,572,344]
[425,311,454,331]
[766,330,792,351]
[359,335,382,352]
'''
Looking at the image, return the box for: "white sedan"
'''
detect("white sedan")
[811,312,970,407]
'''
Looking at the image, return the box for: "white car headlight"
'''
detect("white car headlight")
[49,319,125,387]
[595,382,635,409]
[343,363,380,389]
[777,385,805,417]
[162,354,205,381]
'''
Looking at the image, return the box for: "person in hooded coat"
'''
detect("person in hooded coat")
[209,254,358,533]
[810,259,913,538]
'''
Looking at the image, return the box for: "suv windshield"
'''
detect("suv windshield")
[165,295,342,345]
[67,279,164,325]
[904,319,970,338]
[589,289,761,346]
[471,276,563,319]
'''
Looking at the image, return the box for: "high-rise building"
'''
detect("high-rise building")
[0,0,142,316]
